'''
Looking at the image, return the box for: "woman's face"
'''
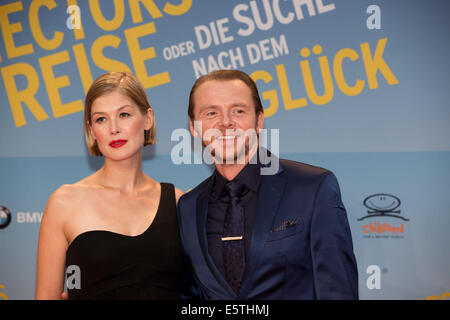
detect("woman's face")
[89,90,153,160]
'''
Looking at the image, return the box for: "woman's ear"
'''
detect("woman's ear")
[144,108,154,131]
[89,123,96,140]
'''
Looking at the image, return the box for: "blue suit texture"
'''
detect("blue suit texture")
[177,153,358,300]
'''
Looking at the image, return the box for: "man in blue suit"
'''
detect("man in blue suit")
[177,70,358,299]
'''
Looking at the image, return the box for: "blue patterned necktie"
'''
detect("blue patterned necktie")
[222,180,245,293]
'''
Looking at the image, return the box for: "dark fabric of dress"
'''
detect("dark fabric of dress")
[65,183,183,299]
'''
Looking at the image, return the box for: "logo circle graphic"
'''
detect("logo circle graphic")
[363,193,401,213]
[0,206,12,229]
[358,193,409,222]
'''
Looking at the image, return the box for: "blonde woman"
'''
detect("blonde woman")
[35,72,185,299]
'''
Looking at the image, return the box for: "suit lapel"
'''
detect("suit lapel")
[239,160,286,298]
[195,177,237,298]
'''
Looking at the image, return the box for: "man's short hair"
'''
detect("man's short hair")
[188,69,264,119]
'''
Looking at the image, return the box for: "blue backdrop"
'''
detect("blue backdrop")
[0,0,449,300]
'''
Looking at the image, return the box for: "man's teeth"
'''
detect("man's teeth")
[218,136,236,140]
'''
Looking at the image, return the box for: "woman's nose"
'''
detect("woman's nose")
[110,119,121,134]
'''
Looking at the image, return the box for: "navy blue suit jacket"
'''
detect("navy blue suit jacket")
[177,154,358,299]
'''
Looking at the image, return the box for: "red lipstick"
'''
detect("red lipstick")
[109,139,127,148]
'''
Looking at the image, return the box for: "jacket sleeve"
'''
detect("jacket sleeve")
[310,172,359,299]
[177,198,202,300]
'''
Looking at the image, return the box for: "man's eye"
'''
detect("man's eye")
[206,111,216,117]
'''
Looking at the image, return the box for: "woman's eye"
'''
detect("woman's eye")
[120,112,131,118]
[95,117,106,123]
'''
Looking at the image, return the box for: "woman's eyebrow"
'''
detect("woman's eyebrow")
[91,105,133,116]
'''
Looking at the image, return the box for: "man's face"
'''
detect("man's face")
[189,79,264,164]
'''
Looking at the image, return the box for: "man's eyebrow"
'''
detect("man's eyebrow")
[200,103,249,110]
[197,105,219,112]
[231,103,250,108]
[91,105,133,116]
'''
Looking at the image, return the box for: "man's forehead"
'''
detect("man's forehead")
[190,78,258,117]
[194,80,252,102]
[197,79,250,92]
[198,102,252,110]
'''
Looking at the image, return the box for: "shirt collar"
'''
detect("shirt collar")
[211,159,262,201]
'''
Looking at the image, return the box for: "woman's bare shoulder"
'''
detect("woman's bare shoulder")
[50,182,88,202]
[174,187,184,204]
[45,178,96,218]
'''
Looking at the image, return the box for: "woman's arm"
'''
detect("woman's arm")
[35,188,69,300]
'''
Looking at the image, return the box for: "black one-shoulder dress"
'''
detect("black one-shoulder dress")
[65,183,183,299]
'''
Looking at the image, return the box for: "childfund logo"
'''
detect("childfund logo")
[363,221,404,235]
[358,194,409,239]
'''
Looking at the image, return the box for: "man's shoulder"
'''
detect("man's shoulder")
[279,158,330,179]
[179,175,212,204]
[271,158,343,202]
[260,148,332,180]
[277,157,342,192]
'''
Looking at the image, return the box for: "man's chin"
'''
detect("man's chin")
[212,149,247,165]
[205,139,257,165]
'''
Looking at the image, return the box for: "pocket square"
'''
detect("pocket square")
[270,219,300,232]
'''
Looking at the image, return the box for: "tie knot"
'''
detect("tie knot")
[224,180,244,198]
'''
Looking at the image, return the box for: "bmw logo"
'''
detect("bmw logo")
[0,206,12,229]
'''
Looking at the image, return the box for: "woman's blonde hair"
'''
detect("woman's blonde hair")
[84,72,156,156]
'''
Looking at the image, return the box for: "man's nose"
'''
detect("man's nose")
[220,112,234,128]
